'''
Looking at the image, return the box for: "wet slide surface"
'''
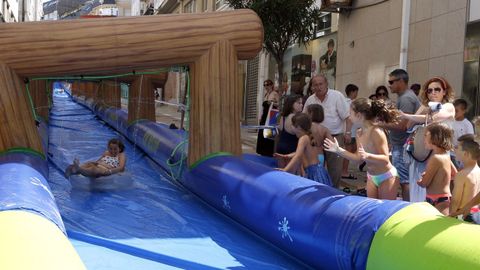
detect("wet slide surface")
[47,94,308,270]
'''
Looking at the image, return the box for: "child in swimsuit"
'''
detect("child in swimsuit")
[324,98,400,200]
[417,124,455,215]
[65,138,126,178]
[278,113,332,186]
[449,134,480,219]
[450,189,480,224]
[306,104,333,167]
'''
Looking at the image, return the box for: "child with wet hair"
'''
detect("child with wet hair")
[324,98,400,199]
[306,104,333,167]
[418,123,456,215]
[278,113,332,186]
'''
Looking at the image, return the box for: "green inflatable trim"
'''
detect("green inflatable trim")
[367,202,480,270]
[0,148,46,160]
[189,152,232,170]
[127,119,150,127]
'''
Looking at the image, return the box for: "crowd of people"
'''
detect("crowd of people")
[256,69,480,224]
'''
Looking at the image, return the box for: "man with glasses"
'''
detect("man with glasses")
[379,69,420,201]
[303,75,350,188]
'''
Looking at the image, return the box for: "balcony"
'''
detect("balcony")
[156,0,179,14]
[320,0,352,13]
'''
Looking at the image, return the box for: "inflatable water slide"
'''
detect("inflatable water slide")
[1,9,480,270]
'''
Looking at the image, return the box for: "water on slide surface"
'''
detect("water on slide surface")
[47,94,309,270]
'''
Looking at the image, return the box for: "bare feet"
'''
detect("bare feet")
[65,165,74,177]
[73,158,80,168]
[65,158,80,178]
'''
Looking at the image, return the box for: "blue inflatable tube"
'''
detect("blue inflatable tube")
[126,121,186,169]
[96,107,127,136]
[92,106,187,170]
[75,96,410,269]
[0,153,64,232]
[185,155,408,269]
[0,117,63,232]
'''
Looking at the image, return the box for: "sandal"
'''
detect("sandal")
[358,161,366,172]
[356,188,367,197]
[341,173,357,180]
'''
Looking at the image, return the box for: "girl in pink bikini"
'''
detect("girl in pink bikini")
[65,138,126,178]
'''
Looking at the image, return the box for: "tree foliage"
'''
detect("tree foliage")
[226,0,322,85]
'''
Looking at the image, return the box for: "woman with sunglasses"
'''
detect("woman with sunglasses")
[375,85,390,102]
[256,79,280,156]
[400,77,455,124]
[400,76,456,202]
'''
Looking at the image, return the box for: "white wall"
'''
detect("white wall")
[470,0,480,22]
[131,0,141,15]
[336,0,468,98]
[4,0,19,22]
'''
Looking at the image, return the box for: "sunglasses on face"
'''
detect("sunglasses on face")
[388,78,401,85]
[264,83,272,87]
[426,87,442,94]
[377,92,387,96]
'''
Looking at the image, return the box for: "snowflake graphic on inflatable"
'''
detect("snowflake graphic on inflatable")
[278,217,293,242]
[222,195,231,211]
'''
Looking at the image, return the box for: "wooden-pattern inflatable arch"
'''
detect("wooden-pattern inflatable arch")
[0,10,263,165]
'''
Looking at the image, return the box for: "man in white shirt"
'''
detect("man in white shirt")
[303,75,350,187]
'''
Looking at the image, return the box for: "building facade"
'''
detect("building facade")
[273,0,480,122]
[19,0,43,21]
[1,0,19,22]
[464,0,480,118]
[43,0,57,20]
[335,0,479,117]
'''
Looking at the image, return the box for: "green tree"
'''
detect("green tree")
[226,0,321,88]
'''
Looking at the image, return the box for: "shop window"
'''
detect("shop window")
[203,0,208,11]
[315,12,331,38]
[291,54,312,94]
[215,0,225,10]
[462,21,480,119]
[184,0,196,13]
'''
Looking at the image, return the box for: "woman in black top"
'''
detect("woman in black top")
[275,95,304,167]
[256,79,280,156]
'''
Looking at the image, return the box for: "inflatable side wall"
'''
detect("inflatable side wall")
[0,146,85,269]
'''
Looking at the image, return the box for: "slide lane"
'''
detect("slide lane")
[47,94,308,269]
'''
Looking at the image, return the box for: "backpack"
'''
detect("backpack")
[405,116,432,162]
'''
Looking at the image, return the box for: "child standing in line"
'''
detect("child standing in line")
[324,98,400,200]
[342,84,359,180]
[278,113,332,186]
[449,135,480,220]
[451,99,474,169]
[306,104,333,167]
[450,190,480,224]
[418,124,455,215]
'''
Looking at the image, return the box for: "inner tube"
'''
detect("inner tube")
[69,172,133,191]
